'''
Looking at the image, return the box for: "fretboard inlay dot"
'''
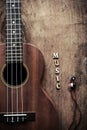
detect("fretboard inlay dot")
[12,31,15,34]
[13,44,16,47]
[6,0,22,63]
[12,4,15,7]
[12,21,15,24]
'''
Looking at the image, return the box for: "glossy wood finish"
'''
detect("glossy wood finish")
[0,43,58,130]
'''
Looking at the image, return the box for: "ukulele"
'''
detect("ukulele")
[0,0,59,130]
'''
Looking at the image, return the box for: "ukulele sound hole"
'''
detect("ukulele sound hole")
[2,63,28,88]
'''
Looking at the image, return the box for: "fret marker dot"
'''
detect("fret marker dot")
[12,21,15,24]
[13,44,15,47]
[13,31,15,34]
[12,4,15,7]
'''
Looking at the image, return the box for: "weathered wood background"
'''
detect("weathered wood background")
[0,0,87,129]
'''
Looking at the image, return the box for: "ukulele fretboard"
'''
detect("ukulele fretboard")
[6,0,22,63]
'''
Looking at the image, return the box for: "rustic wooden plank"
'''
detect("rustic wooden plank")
[0,0,87,129]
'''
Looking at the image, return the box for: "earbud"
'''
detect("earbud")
[68,76,76,91]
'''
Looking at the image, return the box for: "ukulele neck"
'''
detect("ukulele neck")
[6,0,23,64]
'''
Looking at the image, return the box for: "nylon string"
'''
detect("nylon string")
[6,0,24,122]
[10,0,14,122]
[18,0,24,119]
[6,0,9,122]
[14,0,19,122]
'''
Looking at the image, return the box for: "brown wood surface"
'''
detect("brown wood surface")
[0,43,58,130]
[0,0,87,130]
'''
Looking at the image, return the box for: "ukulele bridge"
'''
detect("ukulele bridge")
[0,113,36,124]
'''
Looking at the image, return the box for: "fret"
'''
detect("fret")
[6,23,22,26]
[6,7,21,10]
[6,24,22,30]
[6,60,23,62]
[6,0,22,63]
[6,37,22,39]
[6,40,22,43]
[6,41,22,44]
[6,13,21,15]
[6,24,21,30]
[6,42,22,45]
[6,45,22,47]
[6,21,21,25]
[6,16,21,20]
[6,2,21,5]
[6,0,20,3]
[6,32,22,38]
[6,2,20,4]
[6,2,20,5]
[6,20,21,25]
[6,49,22,51]
[6,28,21,31]
[6,34,22,38]
[6,33,21,37]
[6,30,22,34]
[6,57,23,58]
[7,9,20,14]
[6,54,23,57]
[6,40,22,42]
[6,53,22,57]
[6,32,22,34]
[6,60,22,62]
[6,38,22,41]
[6,27,22,32]
[6,39,22,43]
[6,57,23,59]
[6,38,22,42]
[6,6,21,12]
[6,47,22,50]
[6,57,22,58]
[6,48,22,50]
[6,3,21,7]
[6,32,21,35]
[6,58,23,60]
[6,43,22,47]
[6,51,23,53]
[6,0,20,1]
[6,20,21,24]
[6,30,22,35]
[6,56,23,58]
[6,50,22,53]
[6,14,20,19]
[6,31,22,36]
[6,47,23,49]
[6,50,22,52]
[6,18,21,21]
[6,55,23,58]
[6,55,22,57]
[6,19,21,24]
[6,45,22,48]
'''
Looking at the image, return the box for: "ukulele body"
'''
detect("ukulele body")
[0,43,58,130]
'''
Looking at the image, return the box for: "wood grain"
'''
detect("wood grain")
[0,43,58,130]
[0,0,87,130]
